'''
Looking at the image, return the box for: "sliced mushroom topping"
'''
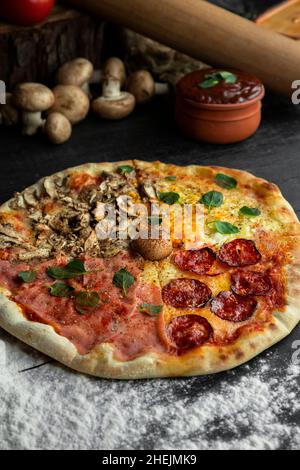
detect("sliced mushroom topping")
[43,177,58,199]
[23,188,39,207]
[140,182,157,200]
[9,193,26,210]
[18,248,51,261]
[0,224,25,241]
[84,230,99,254]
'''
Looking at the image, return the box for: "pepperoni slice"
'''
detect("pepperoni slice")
[231,270,271,297]
[162,278,212,308]
[173,248,216,275]
[218,239,261,267]
[167,314,213,350]
[210,291,257,322]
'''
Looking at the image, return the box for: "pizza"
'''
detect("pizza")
[0,160,299,379]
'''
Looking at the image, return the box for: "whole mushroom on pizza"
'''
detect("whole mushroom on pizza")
[0,160,299,379]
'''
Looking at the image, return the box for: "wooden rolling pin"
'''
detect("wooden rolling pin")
[65,0,300,96]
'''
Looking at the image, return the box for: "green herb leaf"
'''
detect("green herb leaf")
[239,206,261,217]
[218,71,237,84]
[46,259,89,280]
[198,71,237,89]
[158,192,180,205]
[215,173,237,190]
[139,304,163,315]
[75,291,100,315]
[118,165,134,175]
[165,176,177,182]
[148,215,162,226]
[199,77,220,89]
[113,268,135,296]
[200,191,224,209]
[214,221,239,235]
[18,270,37,283]
[49,282,74,298]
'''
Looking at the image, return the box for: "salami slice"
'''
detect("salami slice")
[162,278,212,308]
[173,248,216,275]
[210,291,257,322]
[218,239,261,267]
[231,270,271,296]
[167,314,213,350]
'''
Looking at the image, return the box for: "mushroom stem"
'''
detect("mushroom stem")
[22,111,45,136]
[102,78,122,99]
[155,83,170,96]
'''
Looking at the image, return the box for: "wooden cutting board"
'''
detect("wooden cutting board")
[256,0,300,39]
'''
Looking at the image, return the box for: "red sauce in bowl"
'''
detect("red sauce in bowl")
[177,68,264,105]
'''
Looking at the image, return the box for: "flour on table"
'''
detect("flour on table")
[0,329,299,450]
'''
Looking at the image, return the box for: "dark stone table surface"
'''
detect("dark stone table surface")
[0,0,299,451]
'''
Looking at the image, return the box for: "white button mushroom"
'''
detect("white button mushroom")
[102,57,127,88]
[44,112,72,144]
[13,83,55,136]
[92,58,135,120]
[49,85,90,125]
[127,70,169,105]
[0,93,19,126]
[56,58,94,96]
[131,238,173,261]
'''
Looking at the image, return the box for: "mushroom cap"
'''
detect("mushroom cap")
[44,112,72,144]
[127,70,155,104]
[131,238,173,261]
[49,85,90,125]
[13,83,55,112]
[56,58,94,87]
[92,92,135,120]
[103,57,126,87]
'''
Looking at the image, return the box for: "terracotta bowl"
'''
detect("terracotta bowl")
[175,70,265,145]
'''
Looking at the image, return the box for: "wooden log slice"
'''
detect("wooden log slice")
[0,6,105,91]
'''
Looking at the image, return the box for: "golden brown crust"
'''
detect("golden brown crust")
[0,160,299,379]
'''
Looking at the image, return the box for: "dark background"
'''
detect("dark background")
[0,0,299,451]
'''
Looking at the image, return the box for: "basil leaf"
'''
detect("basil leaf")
[118,165,134,175]
[165,176,177,182]
[18,270,37,283]
[198,71,237,89]
[75,291,100,315]
[46,259,89,280]
[239,206,261,217]
[218,71,237,84]
[214,221,239,235]
[113,268,135,296]
[49,282,74,298]
[158,192,180,205]
[139,304,163,315]
[148,215,162,226]
[200,191,224,209]
[199,77,220,89]
[215,173,237,190]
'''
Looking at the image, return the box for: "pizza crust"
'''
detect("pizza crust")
[0,160,299,379]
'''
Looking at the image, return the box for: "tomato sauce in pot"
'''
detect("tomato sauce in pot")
[177,69,264,105]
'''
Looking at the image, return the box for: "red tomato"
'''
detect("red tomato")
[1,0,55,26]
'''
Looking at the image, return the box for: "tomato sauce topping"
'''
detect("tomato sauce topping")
[177,69,264,105]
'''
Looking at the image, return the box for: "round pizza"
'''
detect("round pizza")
[0,160,299,379]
